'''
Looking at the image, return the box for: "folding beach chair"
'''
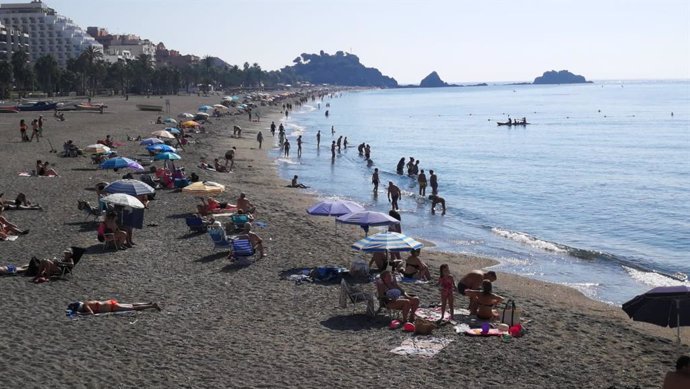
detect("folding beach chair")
[208,226,231,250]
[55,247,85,280]
[229,234,255,261]
[185,215,207,232]
[78,200,103,221]
[339,278,375,316]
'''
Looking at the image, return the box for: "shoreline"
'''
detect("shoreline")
[0,93,686,388]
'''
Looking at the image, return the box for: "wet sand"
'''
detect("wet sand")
[0,94,687,388]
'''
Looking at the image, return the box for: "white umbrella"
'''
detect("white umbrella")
[178,112,194,119]
[84,144,111,154]
[100,193,145,209]
[151,130,175,139]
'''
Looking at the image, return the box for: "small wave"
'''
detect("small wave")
[623,266,688,288]
[491,227,568,253]
[275,158,299,165]
[561,282,601,300]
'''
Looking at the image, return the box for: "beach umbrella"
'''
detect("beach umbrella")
[195,112,210,119]
[178,112,194,119]
[166,128,181,135]
[163,118,177,125]
[213,104,228,110]
[198,105,213,111]
[99,157,144,171]
[622,285,690,343]
[181,121,200,128]
[84,144,111,154]
[307,199,365,217]
[101,193,145,209]
[139,138,164,146]
[351,232,423,253]
[336,211,400,236]
[153,152,181,161]
[182,181,225,195]
[146,144,176,153]
[151,130,175,139]
[104,179,155,196]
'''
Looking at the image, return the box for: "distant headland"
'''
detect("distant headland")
[533,70,591,84]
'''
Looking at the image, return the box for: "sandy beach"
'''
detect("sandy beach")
[0,93,687,389]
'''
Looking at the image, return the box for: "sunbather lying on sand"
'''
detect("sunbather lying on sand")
[67,300,160,315]
[0,193,41,210]
[32,248,75,282]
[197,197,236,216]
[0,206,30,238]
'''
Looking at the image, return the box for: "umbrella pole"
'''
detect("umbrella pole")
[677,300,681,344]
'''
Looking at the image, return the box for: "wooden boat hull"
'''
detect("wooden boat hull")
[17,102,58,111]
[497,122,529,126]
[137,104,163,112]
[75,104,107,111]
[0,106,18,113]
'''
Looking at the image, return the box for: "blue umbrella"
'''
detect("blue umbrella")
[198,105,213,111]
[167,128,181,135]
[307,199,365,217]
[104,179,155,196]
[623,285,690,343]
[147,144,176,153]
[153,152,181,161]
[140,138,164,146]
[351,232,423,253]
[99,157,144,171]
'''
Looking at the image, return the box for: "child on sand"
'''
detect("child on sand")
[439,264,455,323]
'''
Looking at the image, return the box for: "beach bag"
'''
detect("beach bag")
[500,300,521,326]
[414,318,436,335]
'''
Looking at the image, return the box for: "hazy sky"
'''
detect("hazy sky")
[8,0,690,83]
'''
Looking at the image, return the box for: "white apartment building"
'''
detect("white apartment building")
[0,0,102,67]
[0,21,29,61]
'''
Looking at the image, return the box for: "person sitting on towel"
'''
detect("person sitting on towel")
[464,280,503,320]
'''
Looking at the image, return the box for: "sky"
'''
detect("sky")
[5,0,689,83]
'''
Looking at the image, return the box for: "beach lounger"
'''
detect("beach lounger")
[229,235,255,261]
[229,214,250,231]
[339,279,375,316]
[185,215,208,232]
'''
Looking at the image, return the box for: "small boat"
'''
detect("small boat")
[16,101,58,112]
[136,104,163,112]
[75,103,107,111]
[497,121,529,126]
[0,106,18,113]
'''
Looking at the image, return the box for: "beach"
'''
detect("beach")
[0,94,687,388]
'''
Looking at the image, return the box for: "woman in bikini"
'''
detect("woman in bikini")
[465,280,504,320]
[376,270,420,323]
[401,249,431,280]
[68,300,160,315]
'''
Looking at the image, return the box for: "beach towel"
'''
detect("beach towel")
[415,307,470,322]
[3,235,19,241]
[399,276,429,284]
[390,337,453,359]
[463,328,503,336]
[17,172,32,177]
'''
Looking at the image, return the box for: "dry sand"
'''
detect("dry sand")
[0,94,687,388]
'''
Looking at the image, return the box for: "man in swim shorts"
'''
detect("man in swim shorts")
[387,182,401,211]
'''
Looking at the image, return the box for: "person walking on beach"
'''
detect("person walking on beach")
[38,116,44,137]
[429,170,438,195]
[316,130,321,148]
[19,119,28,142]
[270,121,276,137]
[387,181,401,211]
[418,169,427,196]
[372,168,380,193]
[438,264,455,323]
[297,135,302,157]
[257,131,263,149]
[331,141,336,159]
[283,139,290,158]
[30,119,40,142]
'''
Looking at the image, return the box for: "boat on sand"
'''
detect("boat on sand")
[136,104,163,112]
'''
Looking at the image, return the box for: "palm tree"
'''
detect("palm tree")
[11,50,30,98]
[34,55,60,96]
[78,46,103,96]
[0,61,13,98]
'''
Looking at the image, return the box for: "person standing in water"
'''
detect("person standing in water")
[372,168,380,193]
[316,130,321,148]
[331,125,335,136]
[337,136,342,152]
[331,141,336,159]
[343,137,348,149]
[396,158,405,175]
[417,169,427,196]
[270,121,276,137]
[387,181,401,211]
[429,170,438,195]
[256,131,263,149]
[283,139,290,158]
[428,194,446,215]
[296,135,303,157]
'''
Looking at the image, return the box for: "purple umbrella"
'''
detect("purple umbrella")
[307,199,365,216]
[336,211,400,236]
[622,285,690,343]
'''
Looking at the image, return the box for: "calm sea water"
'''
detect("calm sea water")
[271,81,690,304]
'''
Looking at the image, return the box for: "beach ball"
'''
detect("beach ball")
[389,320,401,330]
[402,322,416,332]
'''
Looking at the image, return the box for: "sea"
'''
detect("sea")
[270,80,690,305]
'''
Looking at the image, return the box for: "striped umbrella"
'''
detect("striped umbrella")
[351,232,423,253]
[84,144,111,154]
[104,179,155,196]
[99,157,144,171]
